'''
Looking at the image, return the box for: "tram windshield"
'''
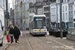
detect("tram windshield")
[34,17,46,29]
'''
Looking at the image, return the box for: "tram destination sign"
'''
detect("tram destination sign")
[34,17,45,21]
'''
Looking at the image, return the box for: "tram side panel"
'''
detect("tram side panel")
[29,21,33,34]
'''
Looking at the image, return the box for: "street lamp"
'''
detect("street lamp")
[6,0,9,35]
[47,0,51,31]
[60,0,63,38]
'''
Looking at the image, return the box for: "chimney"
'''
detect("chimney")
[36,0,40,2]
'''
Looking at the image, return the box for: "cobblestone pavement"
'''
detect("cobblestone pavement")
[5,31,75,50]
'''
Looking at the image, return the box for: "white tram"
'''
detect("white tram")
[29,15,47,35]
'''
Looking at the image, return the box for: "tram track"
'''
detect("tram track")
[36,36,59,50]
[29,33,62,50]
[45,36,75,50]
[26,31,75,50]
[25,33,33,50]
[27,33,57,50]
[37,36,75,50]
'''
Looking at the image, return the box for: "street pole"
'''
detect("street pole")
[24,2,26,28]
[14,0,17,24]
[11,7,14,26]
[6,0,9,35]
[60,0,63,38]
[48,0,51,31]
[20,2,22,30]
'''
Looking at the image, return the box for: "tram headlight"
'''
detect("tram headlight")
[44,30,46,31]
[35,30,37,31]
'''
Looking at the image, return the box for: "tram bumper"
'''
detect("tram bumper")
[33,32,47,35]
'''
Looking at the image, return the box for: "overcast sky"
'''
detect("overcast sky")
[8,0,12,8]
[0,0,12,8]
[0,0,3,5]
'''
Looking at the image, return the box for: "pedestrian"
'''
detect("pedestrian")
[9,25,14,44]
[14,25,20,44]
[1,26,4,31]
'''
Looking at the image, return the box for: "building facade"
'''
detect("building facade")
[14,0,36,29]
[0,0,11,30]
[56,0,75,29]
[68,3,74,27]
[43,5,50,30]
[56,0,69,29]
[14,0,75,30]
[43,0,75,30]
[50,3,57,29]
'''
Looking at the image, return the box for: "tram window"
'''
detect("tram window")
[74,19,75,21]
[33,17,46,29]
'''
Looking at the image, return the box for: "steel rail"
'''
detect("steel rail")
[25,33,33,50]
[37,36,75,50]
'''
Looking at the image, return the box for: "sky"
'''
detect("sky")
[8,0,12,8]
[0,0,3,6]
[0,0,12,8]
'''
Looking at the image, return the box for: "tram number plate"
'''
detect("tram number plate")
[39,29,41,32]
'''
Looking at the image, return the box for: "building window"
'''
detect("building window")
[70,18,71,22]
[74,4,75,7]
[63,6,64,12]
[74,11,75,16]
[58,0,59,2]
[65,0,66,2]
[71,5,72,9]
[69,12,70,17]
[69,18,70,21]
[66,6,67,11]
[29,2,33,8]
[69,6,70,10]
[71,18,73,22]
[62,0,63,3]
[57,0,58,2]
[69,23,73,27]
[71,11,72,16]
[66,13,67,19]
[57,7,58,12]
[63,13,64,20]
[67,0,69,2]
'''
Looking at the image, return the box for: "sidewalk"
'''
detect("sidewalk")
[0,35,9,50]
[5,31,30,50]
[4,31,75,50]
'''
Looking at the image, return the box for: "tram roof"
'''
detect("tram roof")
[33,15,46,17]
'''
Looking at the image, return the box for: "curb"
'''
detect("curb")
[2,35,10,50]
[3,43,10,50]
[3,44,9,50]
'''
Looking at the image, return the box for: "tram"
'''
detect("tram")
[29,15,47,35]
